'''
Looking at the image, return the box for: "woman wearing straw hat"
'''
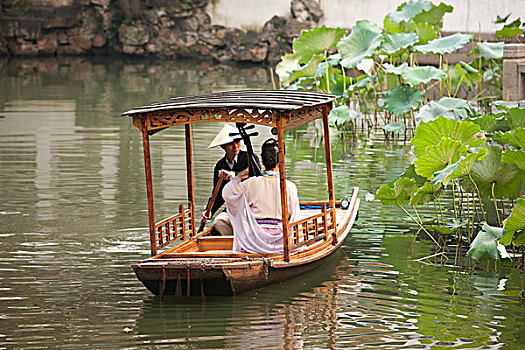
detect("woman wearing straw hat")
[204,124,260,235]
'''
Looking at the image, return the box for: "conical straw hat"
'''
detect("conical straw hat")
[207,124,240,148]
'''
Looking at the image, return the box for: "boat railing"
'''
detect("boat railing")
[154,203,194,250]
[288,202,336,250]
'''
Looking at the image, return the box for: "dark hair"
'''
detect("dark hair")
[261,138,279,170]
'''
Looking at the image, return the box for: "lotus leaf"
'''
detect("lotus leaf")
[500,106,525,129]
[415,137,467,179]
[383,14,403,34]
[431,157,461,185]
[412,22,438,44]
[328,105,358,127]
[502,149,525,170]
[476,41,504,59]
[494,127,525,149]
[276,54,300,86]
[416,97,473,123]
[293,26,347,64]
[411,116,484,157]
[463,145,525,200]
[383,62,409,75]
[356,58,375,74]
[432,148,488,185]
[416,101,451,123]
[400,164,427,186]
[496,26,524,39]
[467,223,504,260]
[327,53,341,66]
[383,121,406,133]
[412,2,453,26]
[495,14,511,24]
[467,113,510,133]
[459,61,478,74]
[402,66,447,86]
[451,61,482,88]
[388,0,432,23]
[338,21,383,69]
[288,55,323,85]
[500,198,525,246]
[450,148,489,179]
[384,84,424,116]
[414,33,472,55]
[347,75,376,92]
[437,97,473,111]
[375,177,417,206]
[380,33,419,54]
[411,181,443,206]
[427,225,454,234]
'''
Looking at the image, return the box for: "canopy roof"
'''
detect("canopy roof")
[123,90,336,132]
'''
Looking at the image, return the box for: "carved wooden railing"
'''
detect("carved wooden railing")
[288,202,336,250]
[154,203,194,250]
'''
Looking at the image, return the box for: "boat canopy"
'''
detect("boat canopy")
[122,90,336,132]
[124,90,337,260]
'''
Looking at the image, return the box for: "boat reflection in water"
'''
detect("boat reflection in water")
[134,250,352,349]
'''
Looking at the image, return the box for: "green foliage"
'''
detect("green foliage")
[494,14,525,40]
[476,41,504,59]
[380,32,419,54]
[463,145,525,200]
[338,21,383,68]
[384,84,424,116]
[416,97,473,123]
[402,66,447,86]
[414,137,466,179]
[414,33,472,55]
[388,0,433,23]
[411,116,483,157]
[293,26,347,64]
[328,105,358,128]
[467,223,505,260]
[383,121,406,133]
[375,177,417,206]
[411,181,443,206]
[500,198,525,246]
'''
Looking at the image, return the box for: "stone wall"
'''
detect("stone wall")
[0,0,320,62]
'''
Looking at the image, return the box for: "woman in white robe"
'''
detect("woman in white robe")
[222,138,301,254]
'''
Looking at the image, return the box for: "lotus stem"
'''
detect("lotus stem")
[270,67,277,90]
[453,75,465,98]
[466,192,471,242]
[342,67,347,92]
[451,180,458,220]
[491,182,502,226]
[433,200,439,225]
[436,196,445,223]
[469,174,486,222]
[414,251,446,262]
[408,204,442,249]
[325,51,331,94]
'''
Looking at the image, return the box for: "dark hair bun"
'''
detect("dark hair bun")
[261,138,278,170]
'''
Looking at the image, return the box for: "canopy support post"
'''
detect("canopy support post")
[277,114,291,262]
[141,118,157,257]
[322,103,337,245]
[185,124,196,237]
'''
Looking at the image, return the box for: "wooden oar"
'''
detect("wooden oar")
[198,176,224,233]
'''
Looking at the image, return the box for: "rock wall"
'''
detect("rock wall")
[0,0,320,62]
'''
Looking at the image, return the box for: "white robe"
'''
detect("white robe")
[222,174,300,254]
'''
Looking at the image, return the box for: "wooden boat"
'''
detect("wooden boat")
[122,90,360,297]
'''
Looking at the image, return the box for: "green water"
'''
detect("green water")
[0,57,524,349]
